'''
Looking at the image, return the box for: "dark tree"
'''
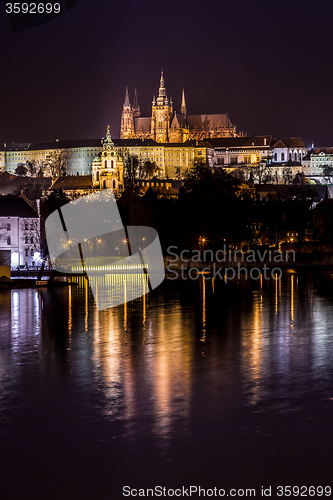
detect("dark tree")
[15,163,28,176]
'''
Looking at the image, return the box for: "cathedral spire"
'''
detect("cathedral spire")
[132,88,141,118]
[181,88,187,118]
[158,69,166,98]
[124,87,130,106]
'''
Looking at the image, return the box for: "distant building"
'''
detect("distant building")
[0,137,212,179]
[255,184,328,202]
[136,178,181,198]
[0,150,5,172]
[0,172,52,197]
[302,148,333,182]
[50,175,93,197]
[271,138,307,164]
[211,136,271,166]
[120,71,242,143]
[0,196,40,268]
[210,136,306,182]
[1,139,102,176]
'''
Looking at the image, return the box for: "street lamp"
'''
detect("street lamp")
[199,236,207,261]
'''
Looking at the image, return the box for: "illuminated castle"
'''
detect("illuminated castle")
[120,71,242,143]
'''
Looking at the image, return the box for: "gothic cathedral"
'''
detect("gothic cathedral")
[120,71,242,143]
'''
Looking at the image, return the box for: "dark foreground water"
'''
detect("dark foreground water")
[0,273,333,499]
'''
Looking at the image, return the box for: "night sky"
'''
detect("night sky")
[1,0,333,147]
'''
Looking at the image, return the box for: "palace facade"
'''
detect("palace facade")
[120,71,242,143]
[0,134,212,179]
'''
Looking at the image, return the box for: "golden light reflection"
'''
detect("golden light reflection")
[275,273,279,314]
[291,274,294,328]
[123,278,127,331]
[241,294,263,406]
[92,307,122,418]
[151,306,193,441]
[85,276,89,333]
[201,277,206,351]
[142,278,147,331]
[212,276,215,294]
[89,272,193,435]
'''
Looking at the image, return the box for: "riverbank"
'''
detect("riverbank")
[0,277,76,289]
[164,252,333,270]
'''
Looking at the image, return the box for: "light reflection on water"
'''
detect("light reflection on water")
[0,272,333,495]
[0,275,333,415]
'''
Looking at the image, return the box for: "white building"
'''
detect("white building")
[0,196,41,268]
[271,138,307,164]
[302,149,333,182]
[210,136,306,182]
[0,140,102,176]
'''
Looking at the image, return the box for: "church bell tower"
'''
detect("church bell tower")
[92,126,124,192]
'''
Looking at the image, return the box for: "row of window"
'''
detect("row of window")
[274,152,302,161]
[217,154,303,164]
[5,236,34,245]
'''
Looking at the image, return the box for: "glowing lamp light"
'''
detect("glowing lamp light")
[11,252,19,267]
[34,252,42,263]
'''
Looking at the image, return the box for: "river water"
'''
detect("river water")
[0,273,333,499]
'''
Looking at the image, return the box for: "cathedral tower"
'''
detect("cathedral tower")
[151,70,173,143]
[120,87,134,139]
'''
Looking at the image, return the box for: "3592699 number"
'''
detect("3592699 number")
[5,3,61,14]
[277,485,332,496]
